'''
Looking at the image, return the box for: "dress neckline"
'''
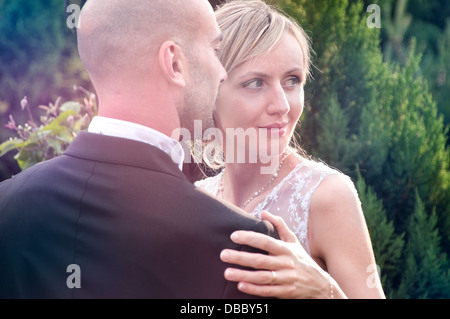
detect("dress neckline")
[214,160,308,215]
[249,161,308,216]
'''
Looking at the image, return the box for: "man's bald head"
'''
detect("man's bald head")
[77,0,210,81]
[76,0,225,136]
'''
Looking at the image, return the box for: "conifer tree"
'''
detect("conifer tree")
[315,94,359,171]
[375,53,450,239]
[383,0,412,64]
[356,171,404,296]
[396,190,450,298]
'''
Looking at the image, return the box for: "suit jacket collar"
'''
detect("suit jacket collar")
[64,132,187,181]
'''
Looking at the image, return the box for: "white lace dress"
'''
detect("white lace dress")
[195,159,355,255]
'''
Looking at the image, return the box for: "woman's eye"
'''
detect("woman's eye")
[283,76,301,88]
[243,79,264,89]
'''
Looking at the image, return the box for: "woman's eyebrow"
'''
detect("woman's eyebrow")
[283,66,304,75]
[238,71,268,79]
[238,67,304,80]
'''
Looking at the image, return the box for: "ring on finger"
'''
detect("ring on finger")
[270,270,277,285]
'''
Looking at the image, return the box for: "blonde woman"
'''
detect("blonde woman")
[196,0,385,299]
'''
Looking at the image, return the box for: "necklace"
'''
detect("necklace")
[218,150,291,209]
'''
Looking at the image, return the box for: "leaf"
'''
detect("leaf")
[41,110,75,135]
[0,138,26,156]
[59,101,81,114]
[46,136,65,155]
[14,148,43,171]
[56,129,76,144]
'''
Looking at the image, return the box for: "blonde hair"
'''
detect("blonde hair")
[198,0,312,174]
[215,0,311,81]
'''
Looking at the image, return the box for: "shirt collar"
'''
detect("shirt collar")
[87,116,185,171]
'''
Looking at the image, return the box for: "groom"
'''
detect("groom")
[0,0,277,298]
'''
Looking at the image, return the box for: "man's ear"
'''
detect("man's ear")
[159,41,187,88]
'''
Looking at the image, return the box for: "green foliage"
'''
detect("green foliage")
[0,0,92,180]
[382,0,412,63]
[356,171,405,295]
[315,93,359,170]
[381,0,450,131]
[357,0,450,139]
[0,88,97,172]
[396,190,450,298]
[375,52,450,233]
[357,98,390,182]
[421,19,450,129]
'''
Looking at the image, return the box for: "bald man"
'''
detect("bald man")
[0,0,277,298]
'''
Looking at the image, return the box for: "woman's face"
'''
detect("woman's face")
[214,33,305,162]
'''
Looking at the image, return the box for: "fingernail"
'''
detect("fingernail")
[230,232,239,242]
[221,250,230,261]
[225,269,234,279]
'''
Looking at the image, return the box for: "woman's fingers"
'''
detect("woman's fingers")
[220,249,289,270]
[220,213,330,299]
[219,212,344,299]
[229,230,288,256]
[260,211,298,244]
[223,268,297,298]
[224,266,296,284]
[224,268,276,285]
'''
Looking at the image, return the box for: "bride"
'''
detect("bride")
[195,0,385,299]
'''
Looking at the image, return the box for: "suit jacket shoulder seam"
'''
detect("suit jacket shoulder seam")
[70,160,96,298]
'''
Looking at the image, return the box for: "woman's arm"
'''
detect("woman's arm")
[220,211,347,298]
[308,174,385,298]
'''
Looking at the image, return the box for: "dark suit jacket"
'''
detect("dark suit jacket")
[0,132,277,298]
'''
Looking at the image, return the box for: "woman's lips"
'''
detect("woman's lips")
[259,123,288,136]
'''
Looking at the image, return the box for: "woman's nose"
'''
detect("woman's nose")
[267,84,290,115]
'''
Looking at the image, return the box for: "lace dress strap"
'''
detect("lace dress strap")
[195,160,347,255]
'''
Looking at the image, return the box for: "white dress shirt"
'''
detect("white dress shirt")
[88,116,185,171]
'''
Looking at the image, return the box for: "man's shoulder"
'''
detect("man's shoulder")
[0,158,53,191]
[188,186,278,238]
[0,156,74,213]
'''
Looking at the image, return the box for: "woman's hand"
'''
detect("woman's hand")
[220,211,347,299]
